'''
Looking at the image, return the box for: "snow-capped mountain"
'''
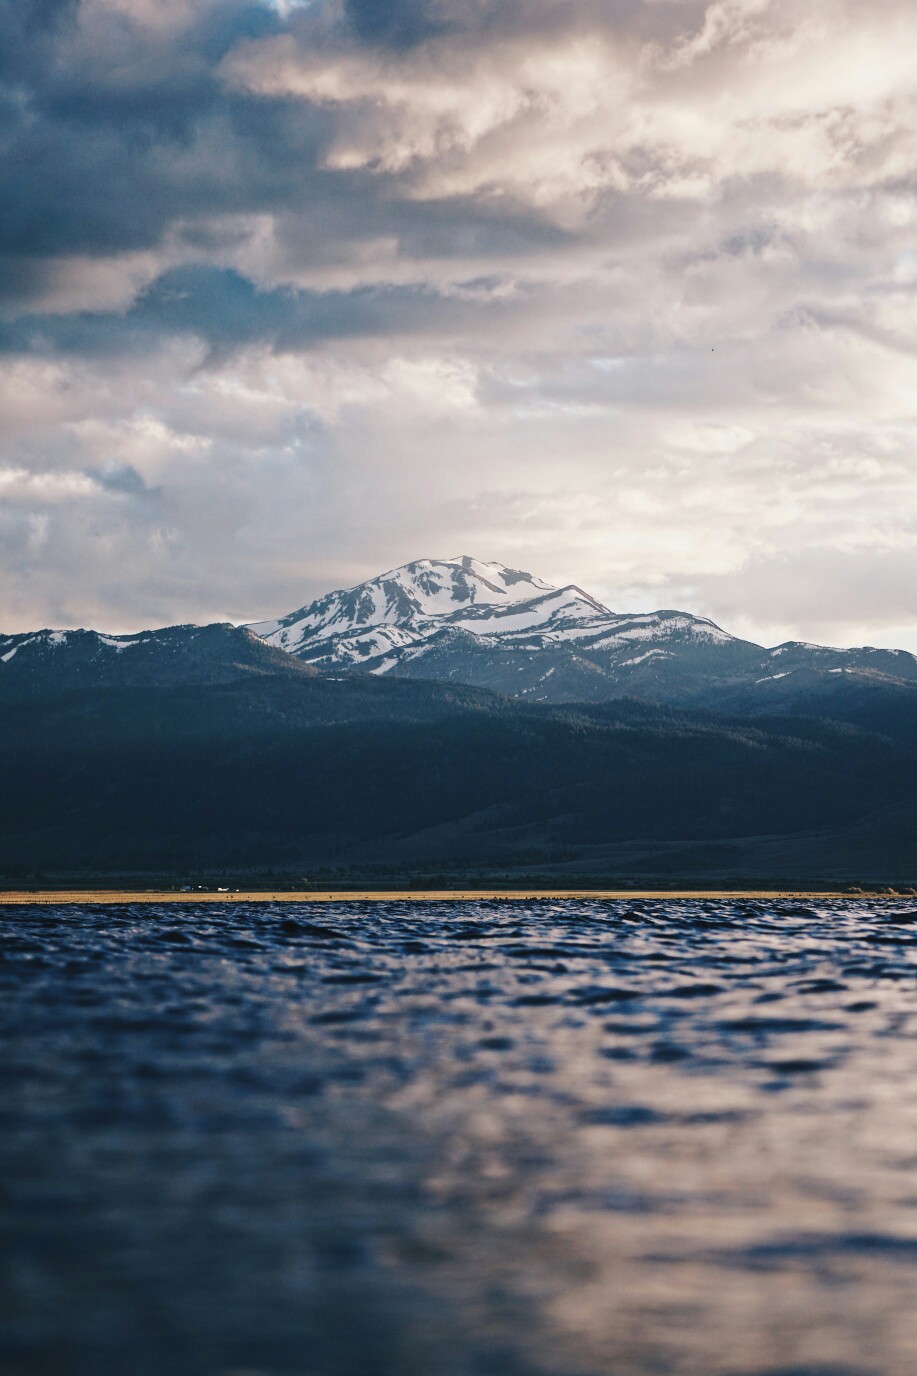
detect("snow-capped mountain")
[249,556,613,670]
[249,555,917,706]
[248,555,735,660]
[6,557,916,711]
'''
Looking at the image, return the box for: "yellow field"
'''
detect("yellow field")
[0,888,871,905]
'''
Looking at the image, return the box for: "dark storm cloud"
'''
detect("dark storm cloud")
[0,0,551,284]
[0,264,518,359]
[343,0,453,49]
[0,0,76,76]
[269,188,574,272]
[93,462,152,496]
[0,0,698,290]
[0,0,283,270]
[340,0,705,50]
[0,0,712,314]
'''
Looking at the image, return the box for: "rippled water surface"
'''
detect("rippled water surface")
[3,899,917,1376]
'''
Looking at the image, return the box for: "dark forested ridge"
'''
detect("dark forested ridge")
[3,637,917,883]
[0,623,316,694]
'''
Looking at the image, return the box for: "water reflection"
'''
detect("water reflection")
[2,898,917,1374]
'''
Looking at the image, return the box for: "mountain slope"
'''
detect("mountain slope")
[10,556,915,714]
[2,599,916,881]
[2,673,916,880]
[249,556,917,708]
[0,622,317,697]
[248,555,609,674]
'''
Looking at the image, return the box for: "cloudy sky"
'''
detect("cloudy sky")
[2,0,917,648]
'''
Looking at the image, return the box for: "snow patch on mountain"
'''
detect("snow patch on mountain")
[245,554,917,705]
[247,556,740,679]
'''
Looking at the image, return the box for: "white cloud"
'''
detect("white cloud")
[3,0,917,651]
[224,0,917,211]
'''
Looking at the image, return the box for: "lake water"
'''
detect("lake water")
[3,898,917,1375]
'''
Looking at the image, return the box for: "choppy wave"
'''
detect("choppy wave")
[3,898,917,1375]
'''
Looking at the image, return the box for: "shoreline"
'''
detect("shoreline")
[0,888,893,905]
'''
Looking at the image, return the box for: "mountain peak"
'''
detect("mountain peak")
[247,556,917,705]
[357,555,557,613]
[248,556,620,674]
[248,555,568,643]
